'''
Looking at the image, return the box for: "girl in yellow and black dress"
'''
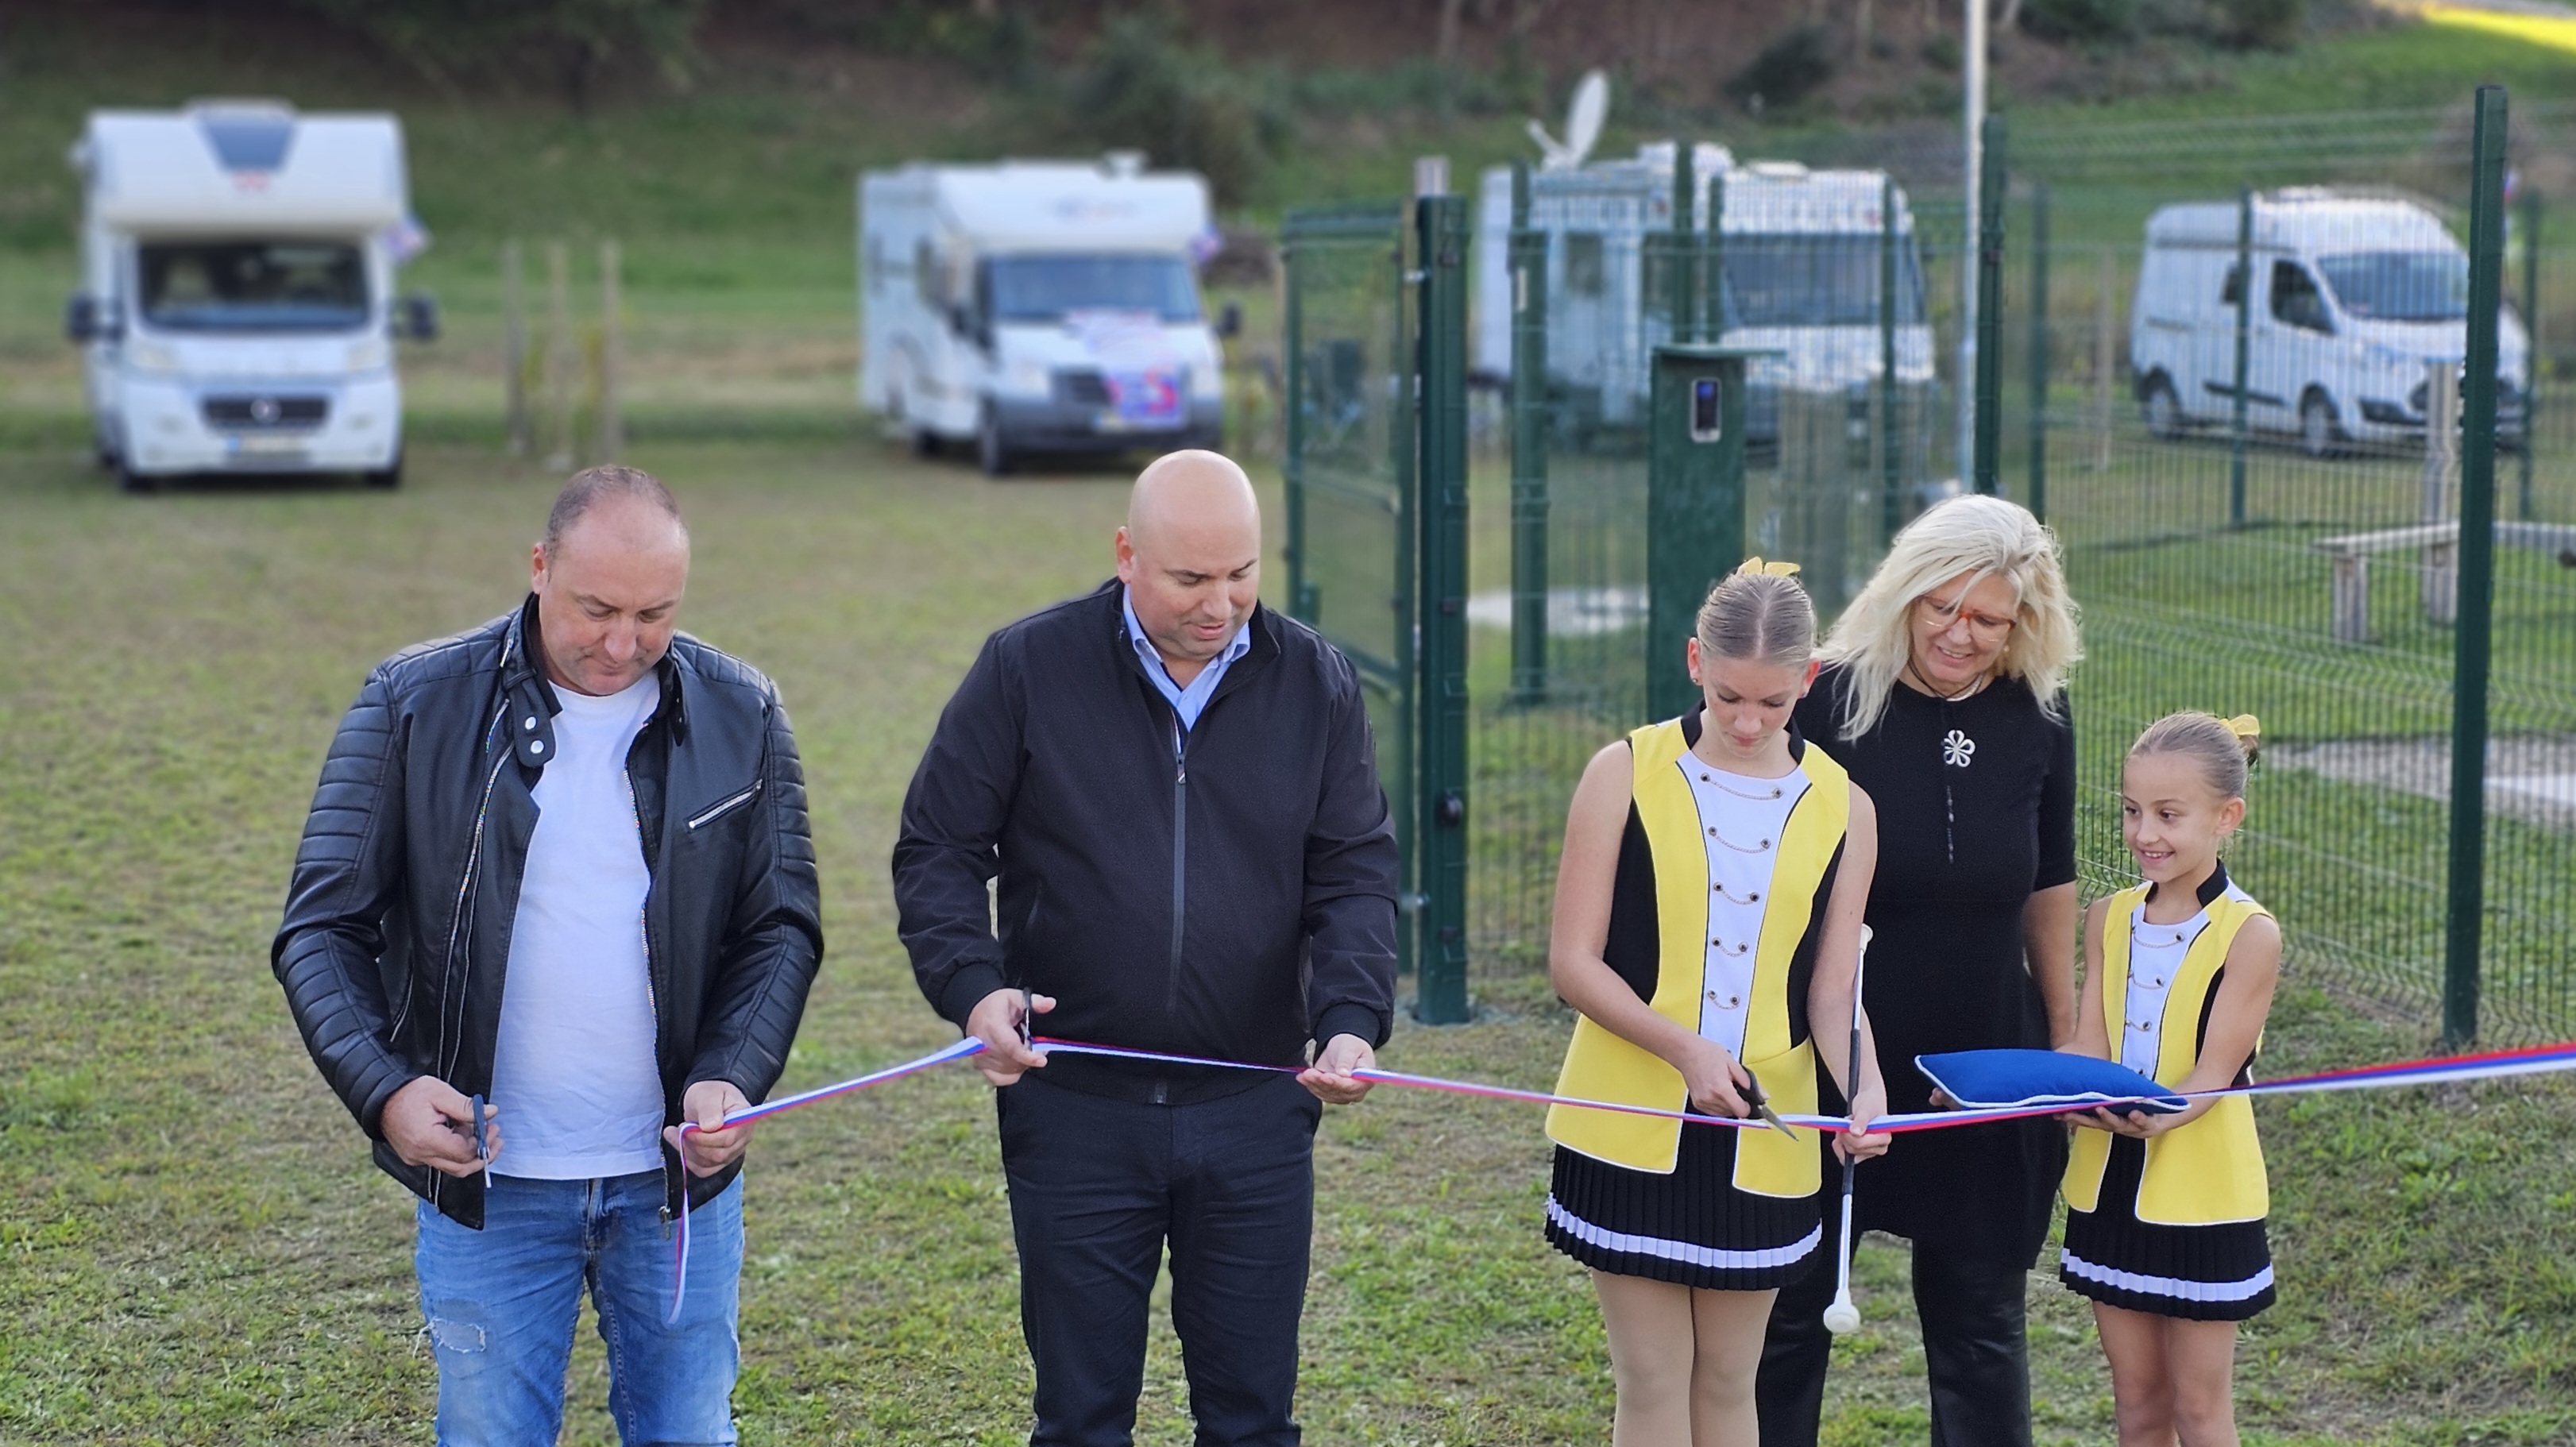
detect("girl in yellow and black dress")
[2061,712,2282,1447]
[1543,561,1889,1447]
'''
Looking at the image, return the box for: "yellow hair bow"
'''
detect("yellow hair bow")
[1736,558,1801,578]
[2223,714,2261,743]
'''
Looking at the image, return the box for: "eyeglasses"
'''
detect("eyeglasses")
[1915,593,2018,642]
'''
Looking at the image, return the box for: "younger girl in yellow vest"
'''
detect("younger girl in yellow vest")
[2060,712,2281,1447]
[1543,560,1890,1447]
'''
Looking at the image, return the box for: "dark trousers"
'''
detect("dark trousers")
[998,1072,1322,1447]
[1758,1189,2034,1447]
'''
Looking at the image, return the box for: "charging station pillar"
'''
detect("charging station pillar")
[1647,345,1765,721]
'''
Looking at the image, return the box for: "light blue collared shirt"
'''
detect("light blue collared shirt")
[1122,586,1250,731]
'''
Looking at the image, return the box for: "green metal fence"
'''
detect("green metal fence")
[2004,93,2576,1045]
[1280,195,1473,1021]
[1296,92,2570,1043]
[1282,201,1418,982]
[1465,149,1956,977]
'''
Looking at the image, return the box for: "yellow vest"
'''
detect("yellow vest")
[1546,717,1848,1198]
[2064,882,2273,1226]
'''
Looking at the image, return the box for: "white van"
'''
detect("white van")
[2130,190,2529,456]
[859,158,1230,475]
[1473,146,1936,442]
[66,102,435,491]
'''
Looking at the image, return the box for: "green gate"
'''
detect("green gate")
[1282,196,1473,1022]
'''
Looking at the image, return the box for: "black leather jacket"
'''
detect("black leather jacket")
[272,596,823,1228]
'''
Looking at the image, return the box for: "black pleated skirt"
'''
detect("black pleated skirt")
[1545,1118,1823,1291]
[2060,1134,2275,1322]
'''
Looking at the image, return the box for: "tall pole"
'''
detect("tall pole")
[2520,187,2539,523]
[545,240,575,473]
[1508,162,1551,706]
[502,240,530,457]
[1880,176,1902,545]
[1972,114,2006,495]
[1415,193,1472,1025]
[2230,190,2253,527]
[2026,182,2050,520]
[597,239,624,464]
[2443,84,2509,1048]
[1957,0,1987,484]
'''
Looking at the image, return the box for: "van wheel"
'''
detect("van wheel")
[2298,392,2342,461]
[2142,376,2184,441]
[363,451,404,488]
[977,405,1013,477]
[116,458,156,494]
[910,426,940,459]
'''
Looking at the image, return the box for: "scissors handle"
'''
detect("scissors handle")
[469,1092,491,1185]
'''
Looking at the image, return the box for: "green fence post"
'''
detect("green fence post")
[2230,188,2253,529]
[2027,182,2050,523]
[1281,237,1313,621]
[1880,177,1903,545]
[2520,187,2539,523]
[1415,193,1472,1025]
[1973,114,2006,496]
[1705,172,1728,343]
[1509,163,1551,706]
[2445,85,2509,1048]
[1670,142,1698,344]
[1648,346,1753,720]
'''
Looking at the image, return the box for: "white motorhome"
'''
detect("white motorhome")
[859,158,1230,475]
[66,102,434,491]
[1473,146,1936,442]
[2130,189,2529,456]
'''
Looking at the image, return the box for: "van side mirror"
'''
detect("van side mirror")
[396,293,440,341]
[64,294,118,344]
[1215,302,1243,340]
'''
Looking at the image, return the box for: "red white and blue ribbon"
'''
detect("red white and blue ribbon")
[662,1033,2576,1322]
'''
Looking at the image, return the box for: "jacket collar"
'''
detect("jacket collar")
[501,593,689,768]
[1099,577,1279,703]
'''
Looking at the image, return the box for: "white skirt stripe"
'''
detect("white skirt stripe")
[2060,1248,2275,1303]
[1546,1194,1821,1271]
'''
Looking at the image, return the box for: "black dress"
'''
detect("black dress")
[1790,665,2076,1269]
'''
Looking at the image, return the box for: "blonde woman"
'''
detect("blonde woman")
[1755,495,2084,1447]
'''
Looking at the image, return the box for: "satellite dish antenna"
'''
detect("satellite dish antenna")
[1527,69,1610,171]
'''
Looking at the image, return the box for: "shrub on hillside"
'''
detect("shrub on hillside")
[2214,0,2304,50]
[1725,25,1836,113]
[290,0,711,109]
[2022,0,2139,44]
[1071,13,1283,206]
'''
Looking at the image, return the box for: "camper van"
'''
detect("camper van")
[65,102,435,491]
[1473,146,1936,443]
[859,158,1229,475]
[2130,190,2529,456]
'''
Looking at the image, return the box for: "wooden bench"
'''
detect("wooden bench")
[2311,520,2576,642]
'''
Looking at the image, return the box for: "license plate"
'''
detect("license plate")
[228,433,307,456]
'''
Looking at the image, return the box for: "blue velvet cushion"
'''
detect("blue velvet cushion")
[1914,1049,2188,1115]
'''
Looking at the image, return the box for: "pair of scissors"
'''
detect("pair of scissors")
[1015,987,1035,1052]
[1739,1069,1798,1140]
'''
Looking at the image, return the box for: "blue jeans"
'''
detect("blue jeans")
[415,1171,743,1447]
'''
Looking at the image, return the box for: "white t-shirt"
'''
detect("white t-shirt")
[489,672,667,1179]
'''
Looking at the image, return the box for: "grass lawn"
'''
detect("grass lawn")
[4,427,2574,1445]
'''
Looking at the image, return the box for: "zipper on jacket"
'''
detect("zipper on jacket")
[1166,715,1187,1023]
[686,779,761,831]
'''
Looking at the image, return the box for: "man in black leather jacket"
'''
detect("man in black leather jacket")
[273,465,821,1445]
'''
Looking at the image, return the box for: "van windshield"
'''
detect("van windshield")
[2316,251,2466,323]
[1723,234,1926,328]
[139,241,369,332]
[987,254,1200,323]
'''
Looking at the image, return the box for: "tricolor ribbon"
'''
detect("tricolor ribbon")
[662,1033,2576,1322]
